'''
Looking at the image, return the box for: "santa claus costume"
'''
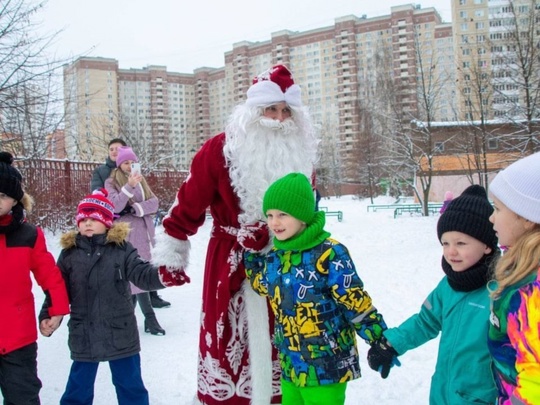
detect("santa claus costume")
[151,65,318,405]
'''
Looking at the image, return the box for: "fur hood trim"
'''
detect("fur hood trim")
[60,222,131,249]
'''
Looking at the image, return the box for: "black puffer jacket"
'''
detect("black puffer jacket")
[50,223,164,362]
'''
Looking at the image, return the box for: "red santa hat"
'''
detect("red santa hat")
[76,188,115,228]
[246,64,302,107]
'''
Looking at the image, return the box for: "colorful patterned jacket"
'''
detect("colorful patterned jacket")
[244,237,387,387]
[488,269,540,404]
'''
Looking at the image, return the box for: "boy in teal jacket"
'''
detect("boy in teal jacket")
[368,185,499,404]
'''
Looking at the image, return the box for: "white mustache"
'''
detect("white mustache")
[258,117,296,133]
[259,117,288,130]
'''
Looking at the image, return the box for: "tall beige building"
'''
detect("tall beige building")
[63,58,200,168]
[63,4,455,177]
[452,0,539,121]
[63,58,120,161]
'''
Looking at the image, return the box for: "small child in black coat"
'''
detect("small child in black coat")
[39,189,189,405]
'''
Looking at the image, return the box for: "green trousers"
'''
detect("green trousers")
[281,379,347,405]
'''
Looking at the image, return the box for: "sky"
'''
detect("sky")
[13,195,449,404]
[38,0,453,73]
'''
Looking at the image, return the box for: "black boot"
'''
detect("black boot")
[136,293,166,336]
[144,314,166,336]
[150,291,171,308]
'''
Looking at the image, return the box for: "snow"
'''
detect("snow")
[19,195,445,404]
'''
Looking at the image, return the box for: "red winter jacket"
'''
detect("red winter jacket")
[0,214,70,355]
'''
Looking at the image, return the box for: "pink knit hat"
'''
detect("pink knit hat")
[116,146,138,167]
[76,188,115,228]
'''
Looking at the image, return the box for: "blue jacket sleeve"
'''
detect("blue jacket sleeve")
[327,242,387,344]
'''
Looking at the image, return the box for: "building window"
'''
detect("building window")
[488,138,498,149]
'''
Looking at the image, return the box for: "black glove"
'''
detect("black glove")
[367,337,400,379]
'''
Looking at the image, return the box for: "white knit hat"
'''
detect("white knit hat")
[489,152,540,223]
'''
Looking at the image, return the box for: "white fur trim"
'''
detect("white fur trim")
[242,279,273,405]
[246,81,302,107]
[132,202,143,217]
[150,228,190,269]
[121,185,134,198]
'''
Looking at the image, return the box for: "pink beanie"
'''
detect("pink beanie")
[76,188,115,228]
[116,146,138,167]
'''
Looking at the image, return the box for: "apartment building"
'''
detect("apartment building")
[63,4,454,178]
[63,58,201,168]
[452,0,539,121]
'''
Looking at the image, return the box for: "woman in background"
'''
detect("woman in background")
[105,146,165,336]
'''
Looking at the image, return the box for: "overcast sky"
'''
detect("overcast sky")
[39,0,452,72]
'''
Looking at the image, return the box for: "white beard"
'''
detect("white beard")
[224,105,318,225]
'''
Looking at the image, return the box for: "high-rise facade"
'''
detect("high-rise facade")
[63,4,453,175]
[63,58,202,168]
[452,0,539,121]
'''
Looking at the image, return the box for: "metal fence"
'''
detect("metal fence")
[15,159,188,232]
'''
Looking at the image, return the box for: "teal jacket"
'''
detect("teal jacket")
[384,277,497,405]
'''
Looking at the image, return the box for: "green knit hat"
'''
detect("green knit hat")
[263,173,315,224]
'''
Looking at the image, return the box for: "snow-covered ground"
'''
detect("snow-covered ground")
[18,195,445,404]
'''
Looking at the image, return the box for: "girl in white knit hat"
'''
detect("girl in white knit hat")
[487,151,540,405]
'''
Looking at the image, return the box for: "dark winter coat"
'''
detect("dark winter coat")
[90,157,116,192]
[50,223,164,362]
[1,213,69,355]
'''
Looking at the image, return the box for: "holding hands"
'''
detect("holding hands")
[158,266,191,287]
[367,337,401,379]
[39,315,64,337]
[237,221,270,253]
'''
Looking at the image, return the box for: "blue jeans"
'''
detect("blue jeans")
[60,354,149,405]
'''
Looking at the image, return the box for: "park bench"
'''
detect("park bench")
[319,206,343,222]
[367,196,416,212]
[393,203,444,219]
[367,203,400,212]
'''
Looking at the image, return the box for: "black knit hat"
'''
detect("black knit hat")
[0,152,24,202]
[437,185,497,250]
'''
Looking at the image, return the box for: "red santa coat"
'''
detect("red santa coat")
[0,216,70,355]
[163,133,280,405]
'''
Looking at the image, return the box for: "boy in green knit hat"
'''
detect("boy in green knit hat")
[243,172,396,405]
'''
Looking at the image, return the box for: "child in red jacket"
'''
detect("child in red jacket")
[0,152,70,404]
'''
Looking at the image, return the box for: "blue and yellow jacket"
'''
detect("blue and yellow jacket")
[244,238,387,387]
